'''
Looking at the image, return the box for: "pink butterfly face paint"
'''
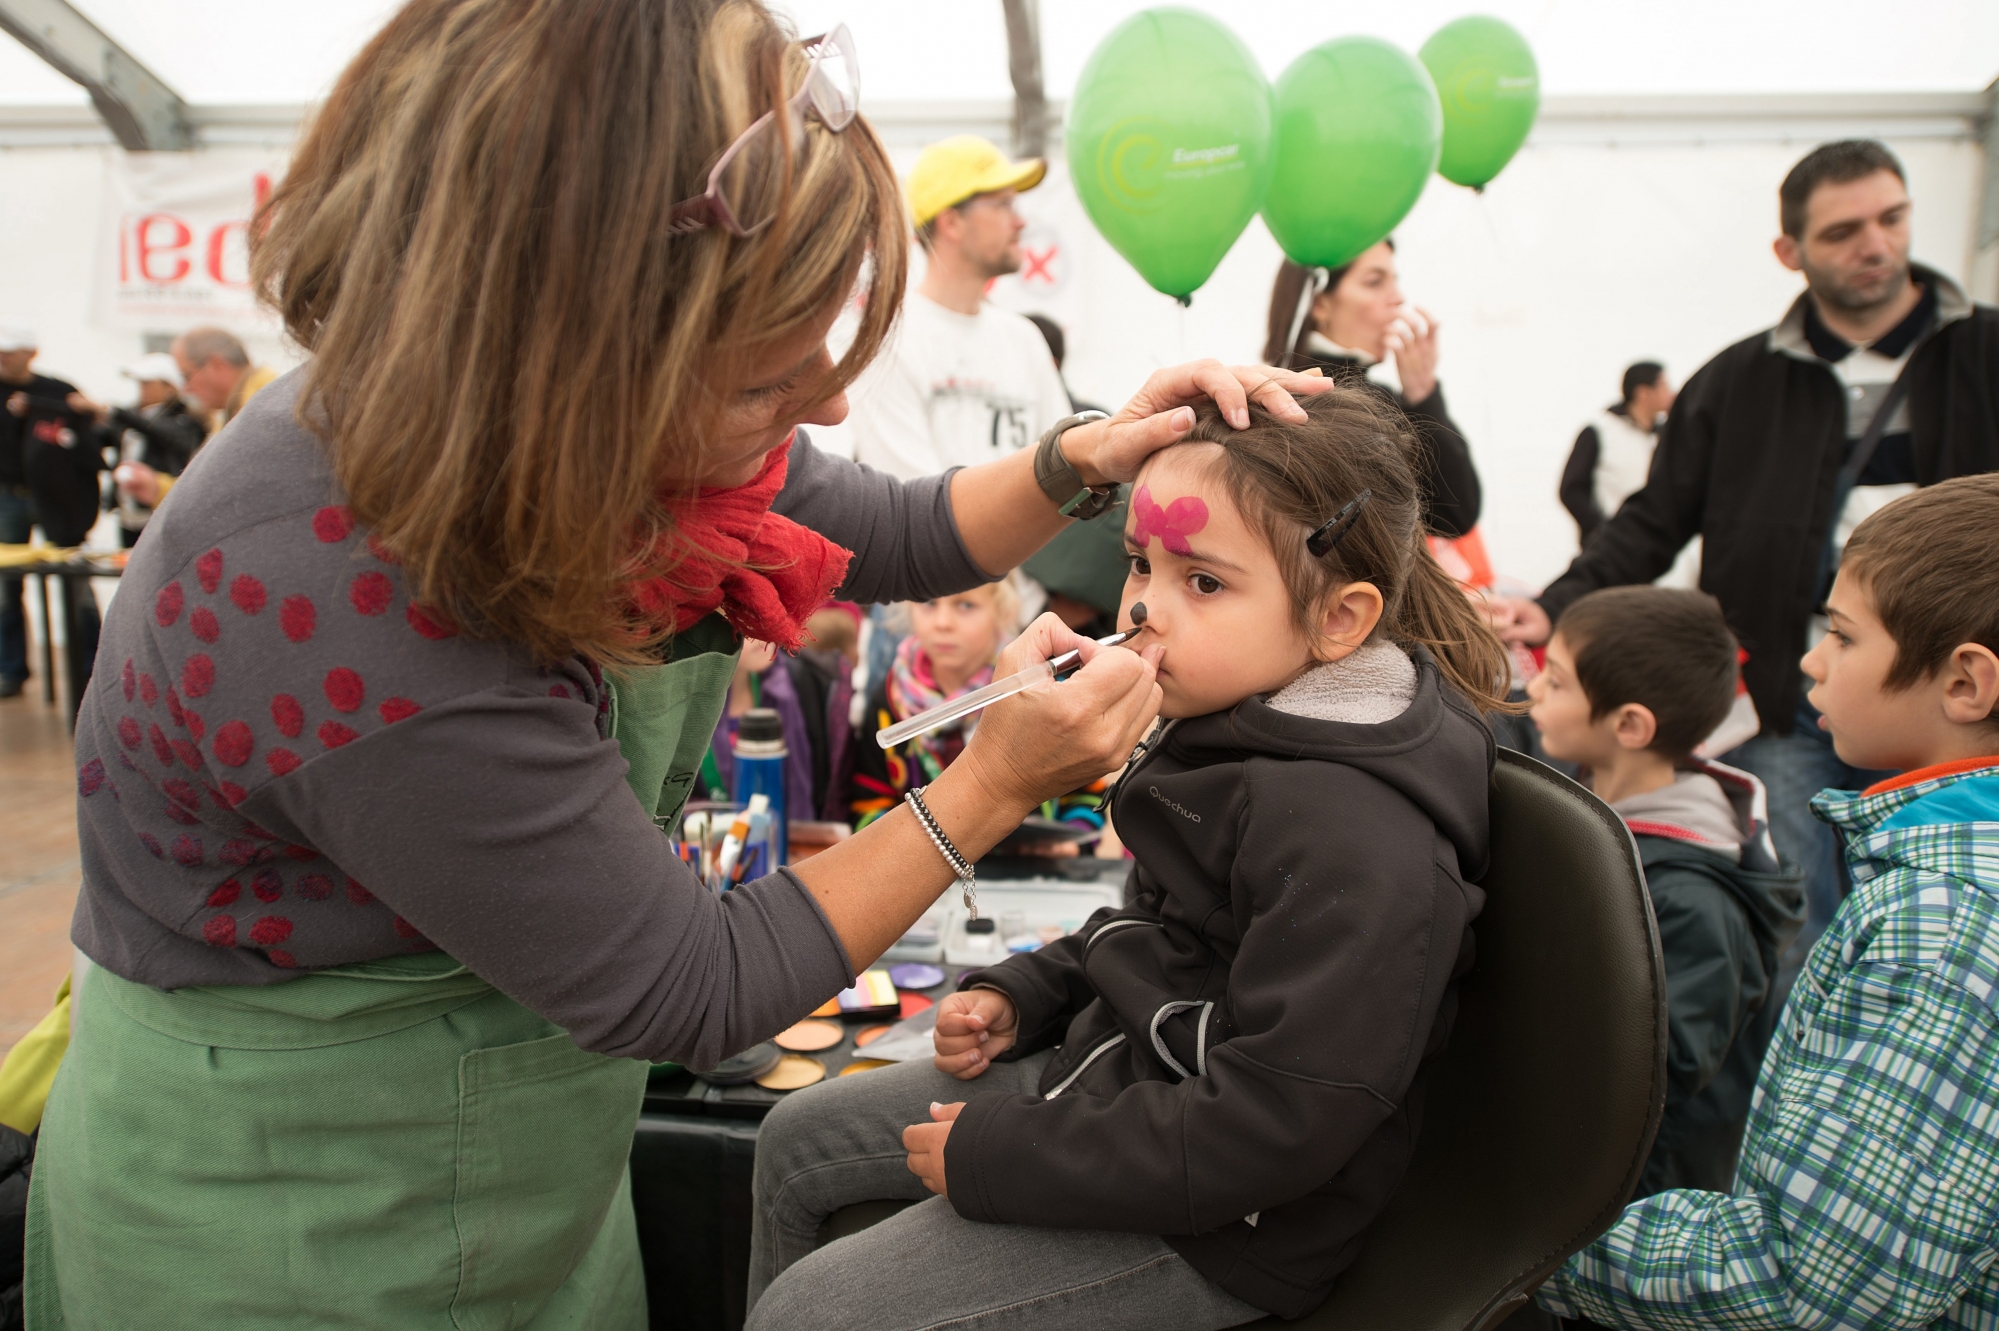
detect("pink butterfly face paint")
[1130,484,1209,557]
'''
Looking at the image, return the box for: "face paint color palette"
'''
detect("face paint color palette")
[773,1019,843,1052]
[898,992,934,1019]
[838,1059,892,1077]
[755,1055,827,1091]
[887,963,946,991]
[853,1023,893,1048]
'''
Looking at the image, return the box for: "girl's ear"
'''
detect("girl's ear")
[1314,581,1385,662]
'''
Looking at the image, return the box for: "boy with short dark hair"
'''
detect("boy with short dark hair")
[1529,586,1803,1198]
[1539,474,1999,1329]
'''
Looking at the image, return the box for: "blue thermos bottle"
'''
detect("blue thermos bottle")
[731,707,788,867]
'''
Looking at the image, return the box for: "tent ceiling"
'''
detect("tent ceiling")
[1,0,1994,111]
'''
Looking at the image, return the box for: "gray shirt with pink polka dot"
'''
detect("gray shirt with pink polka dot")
[71,369,988,1066]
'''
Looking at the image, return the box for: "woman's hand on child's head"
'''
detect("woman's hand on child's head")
[955,612,1164,813]
[933,988,1018,1079]
[903,1101,964,1197]
[1066,360,1339,487]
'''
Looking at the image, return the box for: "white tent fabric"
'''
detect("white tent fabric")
[0,1,1995,104]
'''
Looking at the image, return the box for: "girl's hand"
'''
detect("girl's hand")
[953,612,1164,814]
[903,1101,964,1197]
[1060,360,1338,487]
[933,988,1018,1079]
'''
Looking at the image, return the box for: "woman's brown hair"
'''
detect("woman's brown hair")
[252,0,907,663]
[1183,388,1515,712]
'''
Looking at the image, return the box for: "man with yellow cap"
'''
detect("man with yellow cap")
[847,136,1074,479]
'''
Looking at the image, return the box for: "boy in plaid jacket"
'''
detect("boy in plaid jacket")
[1540,474,1999,1330]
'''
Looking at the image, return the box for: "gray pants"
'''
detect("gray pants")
[746,1051,1263,1331]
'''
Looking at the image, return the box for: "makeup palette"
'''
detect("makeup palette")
[755,1055,827,1091]
[773,1019,843,1052]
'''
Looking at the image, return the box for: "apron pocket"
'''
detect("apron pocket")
[450,1031,646,1330]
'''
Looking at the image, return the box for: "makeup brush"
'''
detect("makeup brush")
[876,604,1150,749]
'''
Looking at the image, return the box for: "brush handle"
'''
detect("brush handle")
[876,662,1055,749]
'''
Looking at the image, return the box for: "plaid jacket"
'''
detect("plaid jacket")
[1541,763,1999,1330]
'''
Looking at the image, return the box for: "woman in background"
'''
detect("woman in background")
[1264,244,1482,539]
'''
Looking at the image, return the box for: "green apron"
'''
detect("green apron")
[26,620,742,1329]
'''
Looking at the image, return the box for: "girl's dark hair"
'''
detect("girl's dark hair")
[1182,387,1514,713]
[1260,243,1396,368]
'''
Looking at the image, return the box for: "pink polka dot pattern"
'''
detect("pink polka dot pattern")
[170,739,204,770]
[271,693,304,738]
[280,595,317,642]
[346,878,374,906]
[208,880,241,907]
[324,667,365,713]
[166,688,186,728]
[139,672,158,706]
[366,534,400,564]
[266,748,302,777]
[252,868,283,902]
[230,574,267,615]
[318,720,359,749]
[195,548,224,594]
[183,710,206,742]
[170,834,203,867]
[378,697,420,724]
[312,506,353,543]
[138,832,163,858]
[164,801,200,826]
[163,779,202,811]
[148,723,174,766]
[282,844,318,862]
[219,839,259,867]
[181,653,216,699]
[121,658,136,701]
[406,603,456,640]
[249,916,294,946]
[203,916,237,946]
[392,915,422,939]
[212,720,254,767]
[190,607,221,644]
[268,950,297,968]
[118,716,142,749]
[78,758,107,797]
[349,572,393,617]
[217,781,248,808]
[155,582,184,627]
[296,874,334,901]
[549,684,572,699]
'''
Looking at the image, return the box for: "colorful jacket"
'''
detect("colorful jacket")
[1540,759,1999,1329]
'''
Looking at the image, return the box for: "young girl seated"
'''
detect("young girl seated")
[847,579,1018,827]
[747,389,1510,1331]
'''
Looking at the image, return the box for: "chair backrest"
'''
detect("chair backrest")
[1275,747,1668,1331]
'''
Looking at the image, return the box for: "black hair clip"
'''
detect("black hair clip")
[1306,489,1373,557]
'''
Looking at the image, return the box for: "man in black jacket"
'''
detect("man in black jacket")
[70,353,208,547]
[1494,139,1999,983]
[1,330,102,697]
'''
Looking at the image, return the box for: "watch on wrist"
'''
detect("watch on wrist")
[1032,411,1118,520]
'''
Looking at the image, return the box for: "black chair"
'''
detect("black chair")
[820,748,1667,1331]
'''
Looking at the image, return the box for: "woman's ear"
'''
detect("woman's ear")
[1314,581,1385,662]
[1308,289,1340,338]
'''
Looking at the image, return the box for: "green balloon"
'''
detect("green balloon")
[1419,16,1540,189]
[1262,37,1441,271]
[1067,8,1272,301]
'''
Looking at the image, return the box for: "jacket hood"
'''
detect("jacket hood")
[1769,262,1972,364]
[1167,647,1493,882]
[1632,760,1801,941]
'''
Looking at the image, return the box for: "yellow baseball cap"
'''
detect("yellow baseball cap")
[907,136,1046,228]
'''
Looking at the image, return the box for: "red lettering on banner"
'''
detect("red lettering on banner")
[136,214,193,283]
[206,223,248,286]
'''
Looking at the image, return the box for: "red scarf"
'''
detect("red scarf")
[629,436,852,651]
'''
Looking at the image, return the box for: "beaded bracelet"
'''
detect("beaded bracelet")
[906,785,977,919]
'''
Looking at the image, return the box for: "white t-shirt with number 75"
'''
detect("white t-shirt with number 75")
[847,292,1074,480]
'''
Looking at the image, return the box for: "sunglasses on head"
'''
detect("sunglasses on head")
[668,25,860,239]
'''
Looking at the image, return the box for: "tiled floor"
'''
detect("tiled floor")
[1,691,80,1055]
